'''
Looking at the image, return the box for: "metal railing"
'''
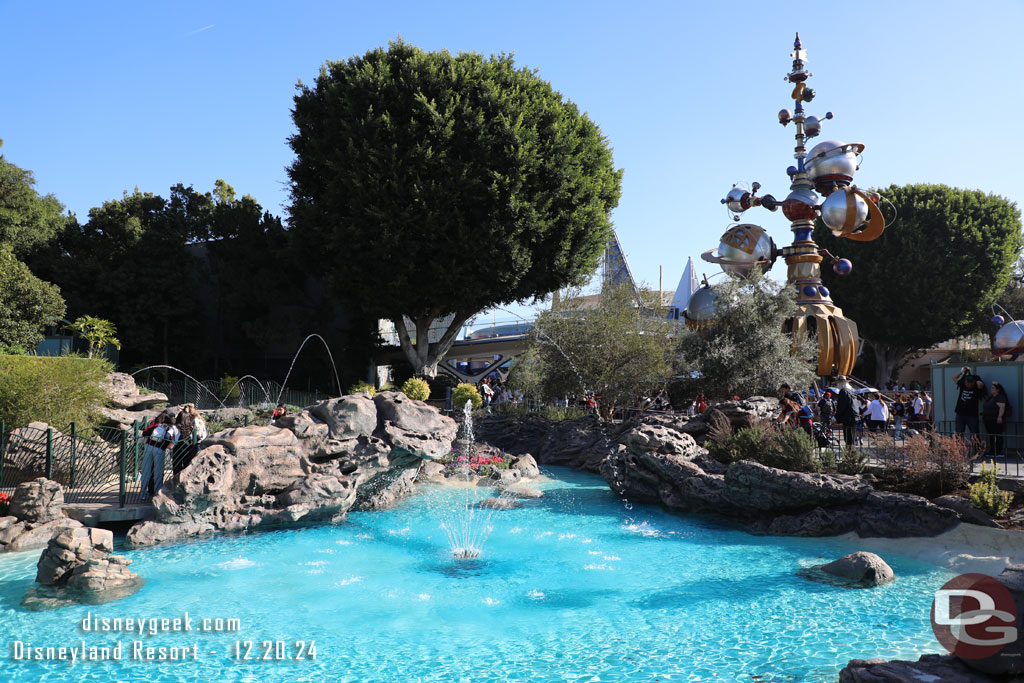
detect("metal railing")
[0,420,205,507]
[137,377,329,411]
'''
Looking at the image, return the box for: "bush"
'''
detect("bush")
[837,446,868,475]
[769,428,819,472]
[347,381,376,396]
[220,375,241,399]
[899,434,972,497]
[704,411,737,463]
[427,373,459,397]
[731,423,779,464]
[400,377,430,401]
[0,355,111,429]
[452,383,482,411]
[970,461,1014,518]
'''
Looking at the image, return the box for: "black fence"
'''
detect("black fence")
[0,421,203,507]
[138,377,330,411]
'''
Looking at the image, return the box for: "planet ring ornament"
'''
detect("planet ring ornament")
[701,224,777,276]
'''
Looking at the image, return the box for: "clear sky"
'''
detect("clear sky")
[3,1,1022,326]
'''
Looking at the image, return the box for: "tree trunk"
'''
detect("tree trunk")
[870,341,913,387]
[393,311,471,378]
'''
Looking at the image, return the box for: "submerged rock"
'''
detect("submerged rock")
[820,551,895,586]
[478,498,523,510]
[126,392,458,548]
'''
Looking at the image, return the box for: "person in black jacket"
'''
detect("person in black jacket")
[834,377,860,448]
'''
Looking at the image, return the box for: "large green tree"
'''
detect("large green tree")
[815,184,1022,385]
[508,284,675,419]
[287,40,622,376]
[0,245,65,352]
[0,145,68,351]
[673,274,816,401]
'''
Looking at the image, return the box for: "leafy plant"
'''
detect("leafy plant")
[348,381,376,396]
[897,434,973,497]
[704,411,737,463]
[731,423,779,464]
[400,377,430,402]
[452,383,482,410]
[970,461,1013,518]
[65,315,120,359]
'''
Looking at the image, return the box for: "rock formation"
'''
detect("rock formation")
[125,392,457,548]
[100,372,168,429]
[0,479,82,553]
[840,655,995,682]
[23,527,142,610]
[600,429,959,538]
[819,551,895,586]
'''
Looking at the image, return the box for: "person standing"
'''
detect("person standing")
[140,413,180,500]
[892,395,906,439]
[911,392,925,427]
[982,381,1011,456]
[865,393,889,434]
[834,377,860,448]
[480,379,495,413]
[952,366,983,439]
[173,404,206,475]
[817,390,836,426]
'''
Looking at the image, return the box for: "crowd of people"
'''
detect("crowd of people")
[139,404,208,501]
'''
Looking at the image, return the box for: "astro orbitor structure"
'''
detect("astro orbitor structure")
[693,33,887,377]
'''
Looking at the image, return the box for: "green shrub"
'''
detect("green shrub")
[220,375,241,399]
[0,355,111,429]
[818,448,837,473]
[732,424,778,463]
[400,377,430,401]
[768,428,819,472]
[427,373,459,397]
[347,381,376,396]
[970,461,1013,518]
[704,411,738,463]
[838,446,868,475]
[452,383,482,410]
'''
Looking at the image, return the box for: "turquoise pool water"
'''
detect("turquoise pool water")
[0,468,950,682]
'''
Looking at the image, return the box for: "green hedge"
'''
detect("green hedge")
[0,355,111,429]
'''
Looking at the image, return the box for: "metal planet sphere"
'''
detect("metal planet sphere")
[684,285,718,325]
[715,225,776,277]
[992,314,1006,326]
[724,187,749,214]
[820,189,869,235]
[833,258,853,276]
[804,140,863,184]
[993,321,1024,356]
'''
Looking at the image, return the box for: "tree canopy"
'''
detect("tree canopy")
[287,40,623,376]
[673,274,816,401]
[0,148,67,351]
[814,184,1022,384]
[0,149,67,257]
[507,284,675,419]
[0,245,65,353]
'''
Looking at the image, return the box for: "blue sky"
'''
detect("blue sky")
[3,1,1022,325]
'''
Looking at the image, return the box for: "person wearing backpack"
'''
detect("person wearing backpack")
[140,412,180,500]
[982,381,1011,456]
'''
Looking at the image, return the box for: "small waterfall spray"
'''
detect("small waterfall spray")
[276,334,342,404]
[131,365,228,409]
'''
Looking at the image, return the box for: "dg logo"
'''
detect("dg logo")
[932,573,1019,659]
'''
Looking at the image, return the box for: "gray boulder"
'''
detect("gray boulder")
[11,478,65,523]
[510,454,540,479]
[505,487,544,499]
[103,372,168,410]
[855,491,960,538]
[722,461,872,512]
[932,495,1001,528]
[309,395,377,440]
[764,507,860,537]
[820,551,895,586]
[840,655,994,682]
[373,391,458,461]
